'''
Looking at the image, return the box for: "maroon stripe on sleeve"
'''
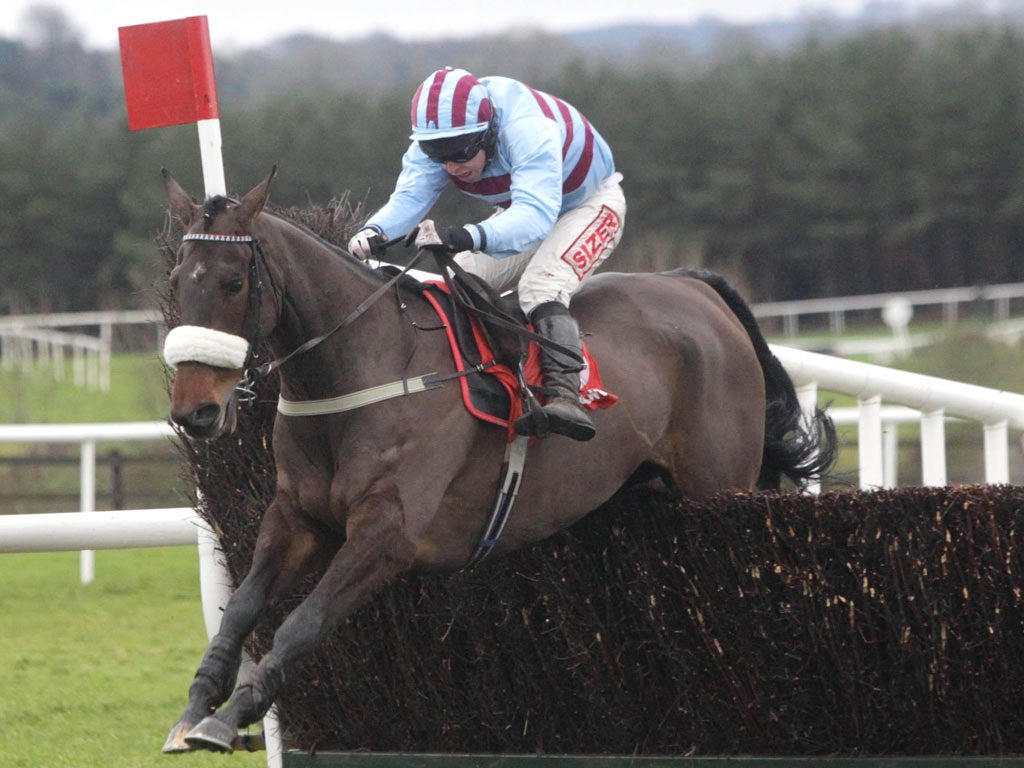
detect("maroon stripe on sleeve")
[554,97,574,157]
[528,86,555,120]
[563,116,594,194]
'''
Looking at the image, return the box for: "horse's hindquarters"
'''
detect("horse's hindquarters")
[570,271,767,497]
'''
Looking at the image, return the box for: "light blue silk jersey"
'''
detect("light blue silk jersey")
[365,76,616,259]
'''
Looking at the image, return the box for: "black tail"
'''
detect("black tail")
[671,268,839,491]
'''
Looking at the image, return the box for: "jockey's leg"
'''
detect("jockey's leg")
[514,301,595,441]
[514,178,626,441]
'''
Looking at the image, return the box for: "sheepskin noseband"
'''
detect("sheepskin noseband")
[163,325,250,370]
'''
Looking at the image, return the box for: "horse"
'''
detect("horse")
[159,168,837,753]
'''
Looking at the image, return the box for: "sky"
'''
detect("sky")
[0,0,964,52]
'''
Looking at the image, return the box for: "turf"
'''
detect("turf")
[0,546,265,768]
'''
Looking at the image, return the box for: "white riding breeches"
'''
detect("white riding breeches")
[453,174,626,317]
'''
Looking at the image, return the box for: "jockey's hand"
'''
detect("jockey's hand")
[445,226,474,254]
[407,220,475,256]
[348,228,387,260]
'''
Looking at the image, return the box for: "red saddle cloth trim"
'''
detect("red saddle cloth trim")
[421,282,618,435]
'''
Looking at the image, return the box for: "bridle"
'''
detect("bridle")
[177,229,434,404]
[180,232,274,402]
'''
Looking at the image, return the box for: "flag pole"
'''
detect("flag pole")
[197,118,226,198]
[119,15,226,199]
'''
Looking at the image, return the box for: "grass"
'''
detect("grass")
[0,353,184,513]
[0,352,169,426]
[0,356,267,765]
[0,547,265,768]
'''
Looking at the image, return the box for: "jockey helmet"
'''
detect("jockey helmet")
[409,67,493,141]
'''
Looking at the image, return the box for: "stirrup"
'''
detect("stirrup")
[514,400,595,441]
[514,407,550,438]
[543,402,596,442]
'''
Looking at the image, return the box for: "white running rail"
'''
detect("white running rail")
[772,345,1024,491]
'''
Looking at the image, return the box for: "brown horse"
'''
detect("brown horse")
[160,169,837,753]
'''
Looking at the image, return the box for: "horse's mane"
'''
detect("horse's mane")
[201,193,368,268]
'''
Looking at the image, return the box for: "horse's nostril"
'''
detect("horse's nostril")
[190,403,222,430]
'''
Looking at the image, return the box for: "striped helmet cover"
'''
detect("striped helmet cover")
[409,67,493,141]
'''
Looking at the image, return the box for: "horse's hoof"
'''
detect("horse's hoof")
[162,721,195,753]
[184,716,236,753]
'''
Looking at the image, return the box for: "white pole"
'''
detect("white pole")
[984,420,1010,484]
[197,118,226,199]
[858,394,884,490]
[794,381,821,494]
[196,519,282,768]
[79,439,96,584]
[882,422,898,489]
[920,409,947,487]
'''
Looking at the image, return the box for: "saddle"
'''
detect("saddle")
[388,265,617,435]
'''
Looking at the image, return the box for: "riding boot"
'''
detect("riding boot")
[514,302,596,441]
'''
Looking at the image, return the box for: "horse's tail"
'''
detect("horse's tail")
[671,268,839,491]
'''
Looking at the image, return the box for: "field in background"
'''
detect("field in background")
[0,546,264,768]
[0,353,184,513]
[4,327,1024,503]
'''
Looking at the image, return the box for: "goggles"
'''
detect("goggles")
[419,129,489,165]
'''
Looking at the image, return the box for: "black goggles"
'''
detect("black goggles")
[419,130,488,164]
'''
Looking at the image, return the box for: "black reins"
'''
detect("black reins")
[181,227,582,410]
[180,230,435,399]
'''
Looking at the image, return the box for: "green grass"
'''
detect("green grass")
[0,547,264,768]
[0,353,184,512]
[0,352,169,426]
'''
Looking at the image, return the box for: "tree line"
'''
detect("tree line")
[3,16,1024,313]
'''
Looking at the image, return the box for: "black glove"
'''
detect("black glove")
[348,228,387,260]
[445,226,475,254]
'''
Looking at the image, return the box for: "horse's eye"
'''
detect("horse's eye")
[226,278,245,296]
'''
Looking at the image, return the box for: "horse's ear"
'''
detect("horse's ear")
[236,166,278,230]
[162,168,200,227]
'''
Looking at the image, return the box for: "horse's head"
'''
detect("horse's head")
[162,168,278,440]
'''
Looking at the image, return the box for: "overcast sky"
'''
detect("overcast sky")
[0,0,965,52]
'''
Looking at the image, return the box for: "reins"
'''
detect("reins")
[182,229,436,399]
[249,246,434,381]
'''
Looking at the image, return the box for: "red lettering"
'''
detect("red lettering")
[560,204,622,278]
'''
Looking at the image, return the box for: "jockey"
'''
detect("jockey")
[349,67,626,442]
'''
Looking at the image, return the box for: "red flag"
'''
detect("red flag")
[119,16,219,131]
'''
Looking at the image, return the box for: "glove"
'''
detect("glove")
[408,221,477,255]
[445,226,474,254]
[348,227,386,260]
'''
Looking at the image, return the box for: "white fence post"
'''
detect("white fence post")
[984,421,1010,484]
[79,439,96,584]
[794,382,821,494]
[858,395,884,490]
[919,409,947,487]
[882,422,899,489]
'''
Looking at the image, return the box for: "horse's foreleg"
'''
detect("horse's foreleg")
[164,504,328,753]
[185,494,414,752]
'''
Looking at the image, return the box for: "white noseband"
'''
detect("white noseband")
[163,325,250,370]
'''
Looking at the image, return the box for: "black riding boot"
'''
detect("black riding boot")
[514,302,596,442]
